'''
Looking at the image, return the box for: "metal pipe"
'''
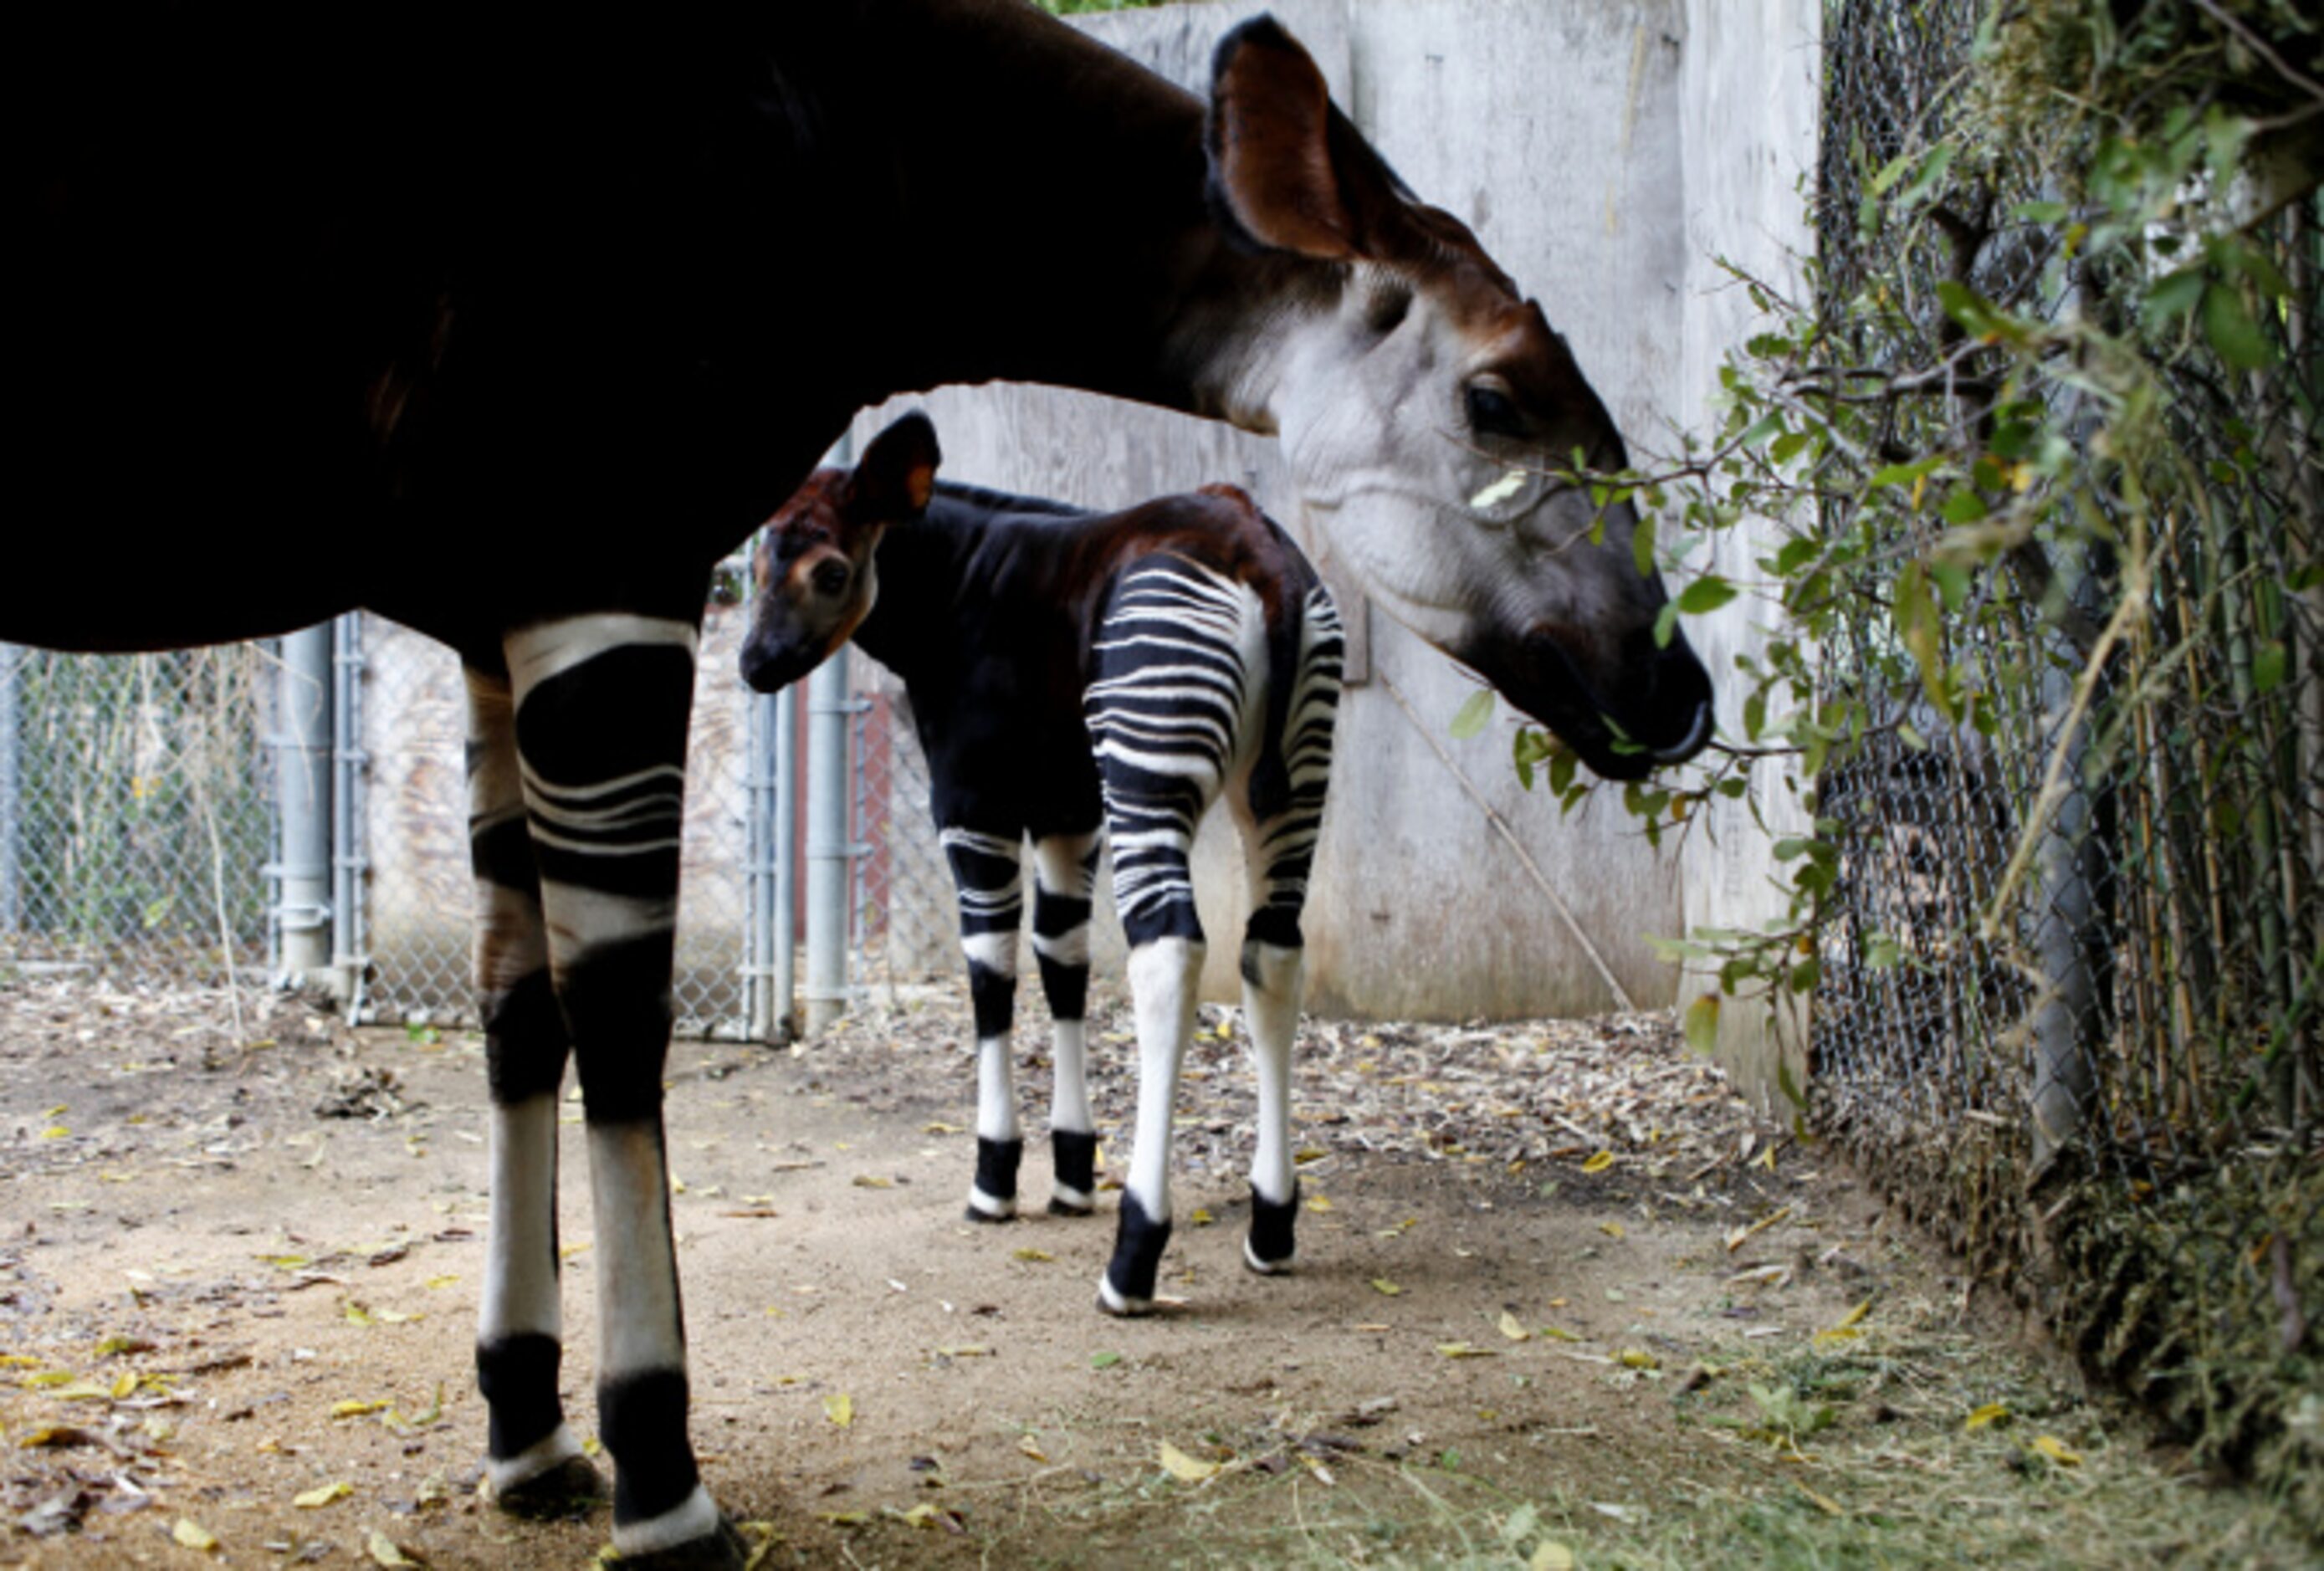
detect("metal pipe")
[804,647,852,1036]
[800,424,855,1040]
[274,623,334,985]
[0,647,18,935]
[332,614,370,1018]
[773,683,799,1042]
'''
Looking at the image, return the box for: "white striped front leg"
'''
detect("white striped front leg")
[506,616,740,1569]
[941,826,1026,1222]
[1031,831,1101,1214]
[464,666,600,1514]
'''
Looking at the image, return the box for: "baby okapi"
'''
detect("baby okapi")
[743,413,1343,1314]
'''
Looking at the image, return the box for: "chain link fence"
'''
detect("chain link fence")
[1812,0,2320,1530]
[0,645,278,985]
[346,589,762,1039]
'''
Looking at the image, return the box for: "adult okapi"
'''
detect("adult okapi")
[17,3,1712,1563]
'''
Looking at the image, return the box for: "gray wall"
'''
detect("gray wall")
[851,0,1697,1018]
[1674,0,1820,1101]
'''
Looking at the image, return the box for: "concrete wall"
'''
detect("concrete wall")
[1675,0,1820,1103]
[850,0,1699,1020]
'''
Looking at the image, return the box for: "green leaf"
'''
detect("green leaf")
[2144,265,2205,322]
[1676,576,1740,616]
[1938,490,1989,525]
[2252,640,2286,694]
[2202,285,2273,370]
[1449,688,1494,740]
[1632,514,1658,580]
[1739,413,1785,451]
[1653,601,1682,649]
[1900,142,1956,203]
[1682,994,1720,1056]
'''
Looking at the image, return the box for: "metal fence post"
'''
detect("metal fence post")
[274,623,335,987]
[804,649,852,1036]
[773,684,799,1041]
[331,614,369,1016]
[0,649,18,935]
[746,667,798,1046]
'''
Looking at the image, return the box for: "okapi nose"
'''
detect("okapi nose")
[1643,637,1716,765]
[739,636,786,693]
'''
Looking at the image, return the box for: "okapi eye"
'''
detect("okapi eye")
[811,560,852,596]
[1465,383,1528,439]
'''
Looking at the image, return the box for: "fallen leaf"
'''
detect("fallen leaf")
[366,1528,422,1566]
[851,1174,893,1190]
[1158,1441,1220,1483]
[1369,1278,1403,1297]
[423,1275,458,1290]
[1304,1195,1334,1213]
[1018,1434,1048,1463]
[1965,1402,2009,1431]
[817,1512,868,1527]
[1600,1220,1626,1239]
[294,1481,353,1509]
[1616,1348,1660,1370]
[331,1400,390,1420]
[1189,1208,1216,1226]
[2032,1435,2083,1466]
[1435,1342,1497,1359]
[823,1394,853,1429]
[17,1425,103,1450]
[94,1337,155,1359]
[1089,1352,1122,1370]
[1531,1543,1577,1571]
[1581,1151,1615,1174]
[934,1346,989,1359]
[923,1122,963,1134]
[1497,1312,1531,1343]
[172,1518,220,1553]
[1012,1248,1054,1264]
[1795,1479,1844,1516]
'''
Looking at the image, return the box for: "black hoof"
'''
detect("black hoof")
[492,1454,607,1521]
[964,1200,1016,1224]
[611,1517,752,1569]
[1052,1128,1098,1196]
[1047,1195,1094,1217]
[1246,1178,1299,1275]
[1101,1193,1173,1312]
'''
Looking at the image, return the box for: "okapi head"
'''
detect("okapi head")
[740,412,939,693]
[1198,18,1712,780]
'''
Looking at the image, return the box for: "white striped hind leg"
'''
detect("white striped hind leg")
[505,616,742,1568]
[466,666,601,1517]
[1236,580,1341,1277]
[1031,831,1102,1215]
[1087,557,1253,1314]
[1234,826,1308,1277]
[942,826,1026,1222]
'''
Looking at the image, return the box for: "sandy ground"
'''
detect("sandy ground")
[0,975,2295,1568]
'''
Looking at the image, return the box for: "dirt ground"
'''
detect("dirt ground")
[2,975,2311,1568]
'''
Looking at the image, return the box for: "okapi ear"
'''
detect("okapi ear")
[1206,16,1418,262]
[849,412,941,521]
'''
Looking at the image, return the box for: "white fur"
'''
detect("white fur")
[612,1485,723,1558]
[1121,937,1205,1223]
[1240,940,1303,1210]
[485,1423,586,1496]
[1047,1016,1092,1140]
[975,1036,1021,1145]
[481,1093,564,1342]
[506,614,699,693]
[586,1123,685,1380]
